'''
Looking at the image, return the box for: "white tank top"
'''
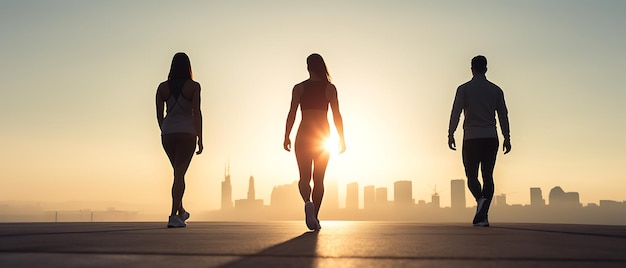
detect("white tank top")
[161,81,196,135]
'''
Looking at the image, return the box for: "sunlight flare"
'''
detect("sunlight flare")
[324,132,340,155]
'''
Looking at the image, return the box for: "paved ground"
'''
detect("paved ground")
[0,221,625,267]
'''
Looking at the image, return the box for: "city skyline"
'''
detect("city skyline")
[220,169,623,209]
[201,172,626,225]
[2,175,623,225]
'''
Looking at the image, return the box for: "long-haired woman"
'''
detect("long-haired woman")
[156,52,203,228]
[283,53,345,230]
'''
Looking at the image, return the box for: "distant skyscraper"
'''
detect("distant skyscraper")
[549,186,581,207]
[346,182,359,210]
[376,187,388,208]
[495,194,507,207]
[450,179,466,209]
[363,185,376,210]
[325,180,339,210]
[394,180,413,207]
[431,192,440,208]
[221,162,233,210]
[530,187,545,207]
[234,175,263,209]
[247,176,256,200]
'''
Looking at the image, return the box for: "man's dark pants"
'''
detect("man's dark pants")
[462,138,499,203]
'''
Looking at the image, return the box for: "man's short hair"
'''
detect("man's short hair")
[471,55,487,73]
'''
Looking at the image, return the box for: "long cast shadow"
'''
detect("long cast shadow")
[219,231,319,268]
[492,226,626,239]
[0,227,165,238]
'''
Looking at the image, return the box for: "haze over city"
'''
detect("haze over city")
[1,1,625,219]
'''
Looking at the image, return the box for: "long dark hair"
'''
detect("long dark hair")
[168,52,193,80]
[307,53,331,83]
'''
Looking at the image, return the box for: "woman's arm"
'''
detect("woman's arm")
[327,84,346,153]
[155,83,165,129]
[191,82,203,154]
[283,85,302,152]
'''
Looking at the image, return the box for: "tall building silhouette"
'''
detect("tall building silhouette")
[394,180,413,207]
[363,185,375,210]
[530,187,545,207]
[234,175,263,209]
[376,187,388,208]
[221,162,233,210]
[247,176,256,200]
[549,186,581,207]
[450,179,466,209]
[431,192,440,208]
[346,182,359,210]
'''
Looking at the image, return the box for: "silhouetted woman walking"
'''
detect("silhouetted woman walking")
[284,53,345,230]
[156,52,203,228]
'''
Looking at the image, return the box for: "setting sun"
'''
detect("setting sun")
[324,132,340,155]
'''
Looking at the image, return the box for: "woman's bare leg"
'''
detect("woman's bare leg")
[296,152,313,202]
[312,152,330,218]
[162,134,195,216]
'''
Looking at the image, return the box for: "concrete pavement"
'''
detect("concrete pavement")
[1,221,625,267]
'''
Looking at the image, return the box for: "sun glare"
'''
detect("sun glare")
[324,133,340,154]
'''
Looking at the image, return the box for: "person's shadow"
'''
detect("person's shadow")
[219,231,319,267]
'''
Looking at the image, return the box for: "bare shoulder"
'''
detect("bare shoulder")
[157,81,169,99]
[326,83,338,98]
[327,83,337,91]
[185,80,201,91]
[157,81,168,90]
[293,81,305,94]
[191,80,201,89]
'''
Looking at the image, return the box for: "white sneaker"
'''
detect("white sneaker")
[167,215,186,228]
[304,201,317,230]
[179,211,190,222]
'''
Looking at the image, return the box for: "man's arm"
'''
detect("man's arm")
[447,87,463,150]
[497,89,511,154]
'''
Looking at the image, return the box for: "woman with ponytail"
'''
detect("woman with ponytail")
[283,53,345,230]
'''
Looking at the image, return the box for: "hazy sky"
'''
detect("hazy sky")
[1,1,625,213]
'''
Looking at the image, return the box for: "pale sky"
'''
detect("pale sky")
[1,1,625,213]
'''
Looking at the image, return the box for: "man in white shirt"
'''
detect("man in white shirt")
[448,55,511,227]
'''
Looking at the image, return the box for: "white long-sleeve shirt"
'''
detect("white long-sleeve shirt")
[448,74,510,140]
